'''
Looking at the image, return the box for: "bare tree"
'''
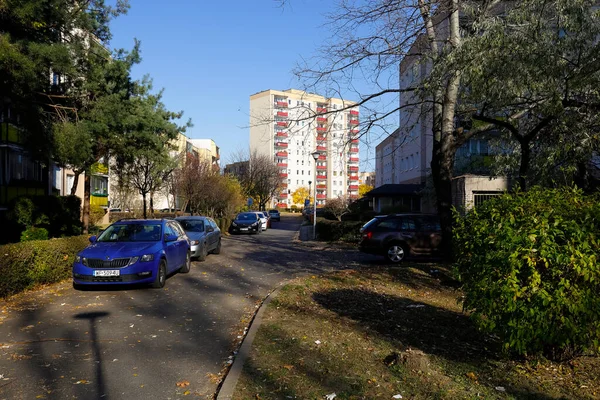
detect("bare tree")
[232,149,283,210]
[274,0,504,255]
[324,195,352,221]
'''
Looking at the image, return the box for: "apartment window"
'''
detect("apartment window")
[289,99,291,105]
[296,160,299,165]
[333,171,337,176]
[333,181,337,186]
[288,179,291,184]
[297,150,299,155]
[308,170,310,176]
[301,170,304,175]
[302,180,304,184]
[67,174,75,193]
[296,180,299,184]
[301,160,304,165]
[297,170,299,174]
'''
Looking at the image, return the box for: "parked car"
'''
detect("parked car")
[229,212,262,234]
[251,211,268,231]
[72,219,191,289]
[359,214,442,263]
[259,211,271,228]
[175,216,221,261]
[268,209,280,222]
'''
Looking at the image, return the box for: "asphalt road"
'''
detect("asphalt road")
[0,214,372,399]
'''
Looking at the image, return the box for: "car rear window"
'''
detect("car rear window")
[362,218,382,230]
[178,220,204,233]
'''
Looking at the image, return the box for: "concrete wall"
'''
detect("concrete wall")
[452,175,509,212]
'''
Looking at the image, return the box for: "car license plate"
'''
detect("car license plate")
[93,270,120,277]
[240,228,248,231]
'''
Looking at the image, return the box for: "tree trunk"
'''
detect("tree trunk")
[518,138,531,191]
[83,171,91,234]
[150,191,154,217]
[70,170,81,196]
[431,140,455,260]
[142,193,147,219]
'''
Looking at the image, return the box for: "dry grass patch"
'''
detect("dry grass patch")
[232,264,599,400]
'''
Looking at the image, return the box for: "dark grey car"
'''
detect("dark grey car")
[175,216,221,261]
[359,214,442,263]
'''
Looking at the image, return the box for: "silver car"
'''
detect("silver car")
[175,216,221,261]
[251,211,268,231]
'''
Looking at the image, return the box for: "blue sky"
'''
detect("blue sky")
[109,0,385,171]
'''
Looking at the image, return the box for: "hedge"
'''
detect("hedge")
[0,235,90,299]
[315,218,364,242]
[109,211,179,223]
[454,187,600,358]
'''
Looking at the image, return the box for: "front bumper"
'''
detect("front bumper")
[72,260,158,285]
[230,224,260,233]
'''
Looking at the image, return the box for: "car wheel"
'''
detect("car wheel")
[180,252,191,273]
[212,239,221,255]
[386,243,408,263]
[152,260,167,288]
[197,244,207,261]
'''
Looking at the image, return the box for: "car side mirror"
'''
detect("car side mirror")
[207,227,214,233]
[89,235,97,243]
[164,233,178,242]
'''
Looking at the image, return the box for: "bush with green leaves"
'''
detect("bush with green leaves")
[20,227,49,242]
[315,218,364,242]
[454,187,600,358]
[0,235,90,298]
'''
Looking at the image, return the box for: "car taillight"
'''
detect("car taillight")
[363,231,373,239]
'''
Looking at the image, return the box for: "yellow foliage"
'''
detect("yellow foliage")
[291,187,313,206]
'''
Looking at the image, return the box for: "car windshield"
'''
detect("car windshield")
[237,213,257,221]
[268,210,278,213]
[97,223,162,242]
[178,219,204,233]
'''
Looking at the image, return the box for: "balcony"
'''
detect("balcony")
[316,136,327,142]
[349,185,359,190]
[350,129,359,134]
[317,175,327,180]
[350,110,359,116]
[276,151,288,157]
[349,157,359,162]
[350,147,359,153]
[351,138,359,144]
[278,193,288,199]
[317,106,327,113]
[277,202,287,207]
[316,126,327,132]
[318,155,326,160]
[348,166,359,172]
[317,165,327,170]
[275,142,288,148]
[316,194,327,199]
[279,173,288,178]
[276,131,288,138]
[317,117,327,123]
[316,184,327,189]
[277,163,288,167]
[349,119,359,125]
[316,146,327,151]
[276,101,288,108]
[349,176,359,181]
[277,111,288,117]
[276,121,288,127]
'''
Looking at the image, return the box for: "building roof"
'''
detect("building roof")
[366,184,424,197]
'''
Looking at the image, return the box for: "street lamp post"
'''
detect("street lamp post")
[311,151,320,240]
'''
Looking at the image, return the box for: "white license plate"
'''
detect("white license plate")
[93,270,120,277]
[240,228,248,231]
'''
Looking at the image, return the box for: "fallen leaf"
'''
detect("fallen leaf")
[466,372,478,381]
[176,380,190,388]
[283,365,294,370]
[183,390,191,396]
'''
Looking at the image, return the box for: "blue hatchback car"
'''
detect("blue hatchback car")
[72,219,191,289]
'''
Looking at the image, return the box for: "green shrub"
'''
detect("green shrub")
[89,204,106,226]
[0,235,90,299]
[315,218,364,242]
[454,187,600,358]
[20,227,49,242]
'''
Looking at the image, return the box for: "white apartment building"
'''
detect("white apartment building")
[250,89,360,207]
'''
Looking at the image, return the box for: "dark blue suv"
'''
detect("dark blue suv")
[72,219,191,289]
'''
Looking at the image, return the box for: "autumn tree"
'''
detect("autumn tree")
[292,187,313,206]
[358,184,373,197]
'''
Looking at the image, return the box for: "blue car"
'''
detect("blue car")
[72,219,191,289]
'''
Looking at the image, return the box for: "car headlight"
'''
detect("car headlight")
[140,254,154,262]
[128,256,139,265]
[232,222,238,227]
[75,255,88,266]
[190,240,199,245]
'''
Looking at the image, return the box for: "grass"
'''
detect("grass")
[232,264,600,399]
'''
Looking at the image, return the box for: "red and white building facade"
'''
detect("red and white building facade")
[250,89,360,207]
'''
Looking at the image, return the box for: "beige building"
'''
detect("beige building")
[359,171,376,187]
[250,89,360,207]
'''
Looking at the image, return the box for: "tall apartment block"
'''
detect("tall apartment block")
[250,89,360,207]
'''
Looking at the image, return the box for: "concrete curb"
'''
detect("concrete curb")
[215,286,282,400]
